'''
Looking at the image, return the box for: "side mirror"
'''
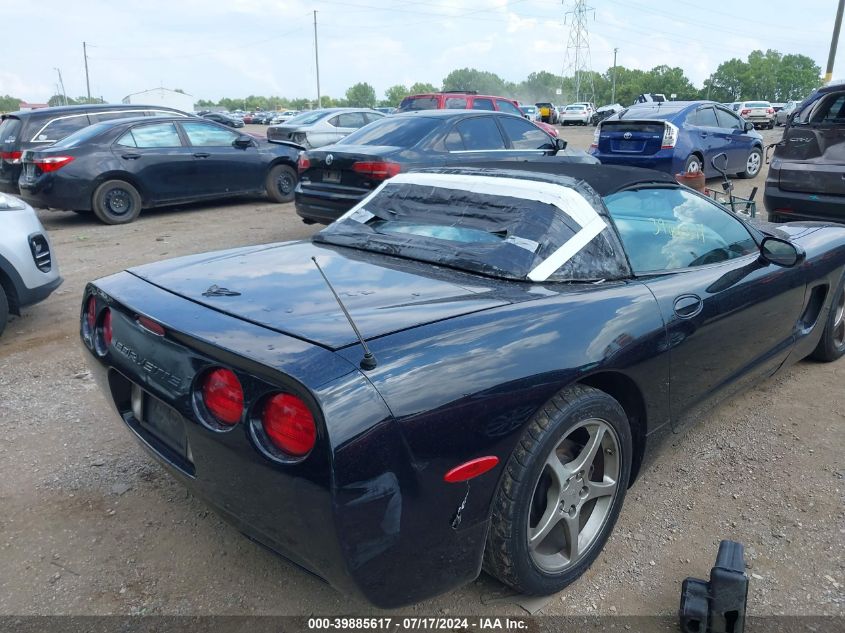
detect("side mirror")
[760,236,804,268]
[554,137,568,152]
[233,135,253,149]
[744,121,755,132]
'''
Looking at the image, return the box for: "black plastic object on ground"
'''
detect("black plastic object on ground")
[679,540,748,633]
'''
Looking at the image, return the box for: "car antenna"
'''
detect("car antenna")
[311,256,377,370]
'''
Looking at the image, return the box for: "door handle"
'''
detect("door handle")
[673,294,703,318]
[193,152,211,158]
[121,153,140,160]
[699,132,709,138]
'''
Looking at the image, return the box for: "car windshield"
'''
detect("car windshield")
[397,97,439,111]
[49,121,113,148]
[313,170,629,282]
[338,116,441,147]
[285,110,330,125]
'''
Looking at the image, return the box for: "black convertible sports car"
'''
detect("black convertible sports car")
[81,162,845,607]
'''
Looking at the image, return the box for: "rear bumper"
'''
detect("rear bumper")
[82,272,487,607]
[294,182,368,224]
[18,173,94,211]
[587,149,678,174]
[764,183,845,223]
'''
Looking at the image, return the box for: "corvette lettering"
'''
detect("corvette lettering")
[113,340,184,389]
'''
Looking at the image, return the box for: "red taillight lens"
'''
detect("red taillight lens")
[137,315,165,336]
[351,161,401,181]
[766,108,774,114]
[201,368,244,426]
[0,151,22,164]
[297,154,311,174]
[262,393,316,457]
[33,156,74,173]
[102,308,113,347]
[741,109,750,116]
[86,296,97,331]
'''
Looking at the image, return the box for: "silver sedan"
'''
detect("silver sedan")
[266,108,385,149]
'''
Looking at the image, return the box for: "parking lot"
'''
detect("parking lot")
[0,124,842,618]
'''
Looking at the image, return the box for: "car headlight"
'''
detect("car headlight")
[0,192,26,211]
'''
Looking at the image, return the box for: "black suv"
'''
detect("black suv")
[765,82,845,222]
[0,104,191,193]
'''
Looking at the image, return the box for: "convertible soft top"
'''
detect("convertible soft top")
[314,165,667,282]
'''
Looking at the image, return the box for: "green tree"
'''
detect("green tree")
[442,68,507,96]
[702,50,820,102]
[384,84,410,106]
[345,82,376,108]
[516,71,563,104]
[409,81,438,94]
[48,94,77,107]
[0,95,21,112]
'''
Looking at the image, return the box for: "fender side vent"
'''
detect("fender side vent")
[799,284,828,331]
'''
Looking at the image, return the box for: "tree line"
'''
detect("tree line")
[1,49,822,115]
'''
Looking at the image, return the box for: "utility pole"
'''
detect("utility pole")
[611,47,618,104]
[313,10,322,109]
[54,68,68,105]
[83,42,91,102]
[824,0,845,84]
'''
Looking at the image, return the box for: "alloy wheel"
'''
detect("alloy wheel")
[746,151,761,177]
[527,418,621,573]
[833,286,845,348]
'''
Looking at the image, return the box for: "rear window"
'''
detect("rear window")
[285,111,331,126]
[616,106,684,121]
[0,117,22,145]
[746,102,769,108]
[30,114,91,143]
[339,116,441,147]
[313,171,629,282]
[398,97,440,111]
[802,91,845,125]
[50,122,113,148]
[566,106,585,111]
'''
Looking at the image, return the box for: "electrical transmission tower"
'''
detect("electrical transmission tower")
[561,0,595,103]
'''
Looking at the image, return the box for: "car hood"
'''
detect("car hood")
[128,241,513,349]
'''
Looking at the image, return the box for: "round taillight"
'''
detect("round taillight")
[262,393,316,457]
[101,308,112,347]
[201,368,244,426]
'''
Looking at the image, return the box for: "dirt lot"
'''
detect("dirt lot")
[0,125,842,618]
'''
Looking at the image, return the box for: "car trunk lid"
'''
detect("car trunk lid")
[776,125,845,195]
[128,241,513,349]
[597,120,665,155]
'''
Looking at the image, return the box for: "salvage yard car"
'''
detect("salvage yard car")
[17,116,301,224]
[266,108,385,149]
[81,161,845,608]
[294,110,595,225]
[765,81,845,223]
[590,101,764,178]
[0,192,62,335]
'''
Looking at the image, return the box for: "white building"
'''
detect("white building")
[122,88,194,113]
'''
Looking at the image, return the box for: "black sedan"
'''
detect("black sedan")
[17,116,301,224]
[80,162,845,607]
[201,112,244,128]
[294,110,597,225]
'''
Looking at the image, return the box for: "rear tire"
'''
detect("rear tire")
[266,164,297,203]
[92,180,142,225]
[0,289,8,336]
[484,385,632,595]
[684,154,703,174]
[738,147,763,179]
[810,274,845,362]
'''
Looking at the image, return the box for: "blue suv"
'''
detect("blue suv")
[588,101,764,179]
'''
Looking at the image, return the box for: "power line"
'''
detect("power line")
[561,0,595,102]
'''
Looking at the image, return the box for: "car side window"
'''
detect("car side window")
[327,116,340,127]
[496,100,523,116]
[116,123,182,149]
[92,111,143,123]
[31,115,90,142]
[363,112,382,124]
[181,121,239,146]
[337,112,366,128]
[498,116,552,150]
[454,117,506,150]
[444,128,464,151]
[604,187,758,273]
[445,97,467,109]
[689,107,718,127]
[715,107,742,130]
[471,98,495,111]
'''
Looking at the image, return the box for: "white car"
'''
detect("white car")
[0,192,62,335]
[732,101,775,129]
[520,105,541,122]
[559,103,592,126]
[270,110,301,125]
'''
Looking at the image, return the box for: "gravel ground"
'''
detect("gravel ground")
[0,124,842,618]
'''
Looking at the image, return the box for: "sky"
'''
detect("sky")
[1,0,841,105]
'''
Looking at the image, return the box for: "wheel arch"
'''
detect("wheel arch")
[0,258,21,314]
[267,155,297,171]
[90,172,149,206]
[577,371,647,486]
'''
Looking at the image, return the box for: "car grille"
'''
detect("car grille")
[29,234,52,272]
